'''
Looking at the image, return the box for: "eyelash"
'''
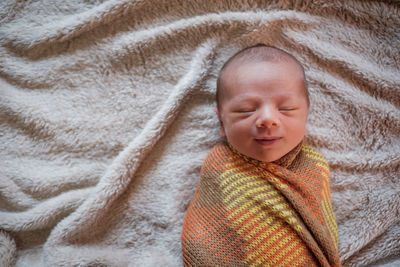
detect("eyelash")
[235,108,296,113]
[279,108,296,112]
[237,109,255,113]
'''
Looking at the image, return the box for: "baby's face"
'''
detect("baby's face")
[216,60,309,162]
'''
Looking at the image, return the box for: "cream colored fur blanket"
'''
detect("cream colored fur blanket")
[1,1,399,266]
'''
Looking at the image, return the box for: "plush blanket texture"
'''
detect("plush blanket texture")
[0,0,399,266]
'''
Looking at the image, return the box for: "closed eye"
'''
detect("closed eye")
[232,106,256,113]
[233,109,255,114]
[236,109,254,112]
[279,108,297,112]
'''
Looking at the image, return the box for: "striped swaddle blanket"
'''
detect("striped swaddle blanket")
[181,142,341,266]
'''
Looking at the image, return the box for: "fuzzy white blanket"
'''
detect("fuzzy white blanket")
[1,1,399,266]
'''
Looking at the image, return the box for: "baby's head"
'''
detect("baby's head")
[215,44,309,162]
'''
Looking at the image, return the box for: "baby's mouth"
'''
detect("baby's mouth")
[254,137,282,145]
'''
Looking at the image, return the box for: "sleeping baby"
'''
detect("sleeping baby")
[181,44,341,266]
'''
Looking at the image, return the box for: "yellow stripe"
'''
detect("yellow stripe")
[236,206,278,236]
[220,171,260,191]
[225,183,300,233]
[239,205,299,262]
[226,194,284,226]
[224,186,296,251]
[271,234,303,266]
[244,220,286,263]
[321,198,338,248]
[302,145,327,164]
[222,178,268,202]
[305,153,325,164]
[244,206,301,253]
[316,162,330,181]
[322,190,336,230]
[279,239,308,267]
[226,188,280,212]
[266,175,289,190]
[251,226,293,265]
[243,209,279,249]
[259,233,296,265]
[222,180,274,201]
[219,161,252,187]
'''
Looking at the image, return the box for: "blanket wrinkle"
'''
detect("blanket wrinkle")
[45,41,216,246]
[1,188,91,232]
[0,0,399,266]
[3,10,317,60]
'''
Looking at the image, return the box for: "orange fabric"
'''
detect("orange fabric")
[182,142,341,266]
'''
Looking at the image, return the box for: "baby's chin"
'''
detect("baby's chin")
[231,148,284,163]
[237,144,298,163]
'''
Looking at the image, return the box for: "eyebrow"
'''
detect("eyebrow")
[227,95,259,105]
[230,92,299,102]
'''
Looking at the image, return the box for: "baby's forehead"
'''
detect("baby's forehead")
[221,60,304,90]
[218,60,308,106]
[224,56,302,76]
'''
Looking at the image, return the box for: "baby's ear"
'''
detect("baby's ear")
[214,106,226,137]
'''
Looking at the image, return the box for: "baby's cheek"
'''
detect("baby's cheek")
[287,117,307,129]
[234,120,252,132]
[225,123,246,141]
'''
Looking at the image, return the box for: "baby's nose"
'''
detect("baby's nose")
[255,108,280,128]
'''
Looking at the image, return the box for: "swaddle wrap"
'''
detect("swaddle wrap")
[181,141,341,266]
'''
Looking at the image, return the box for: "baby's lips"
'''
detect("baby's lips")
[255,136,282,141]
